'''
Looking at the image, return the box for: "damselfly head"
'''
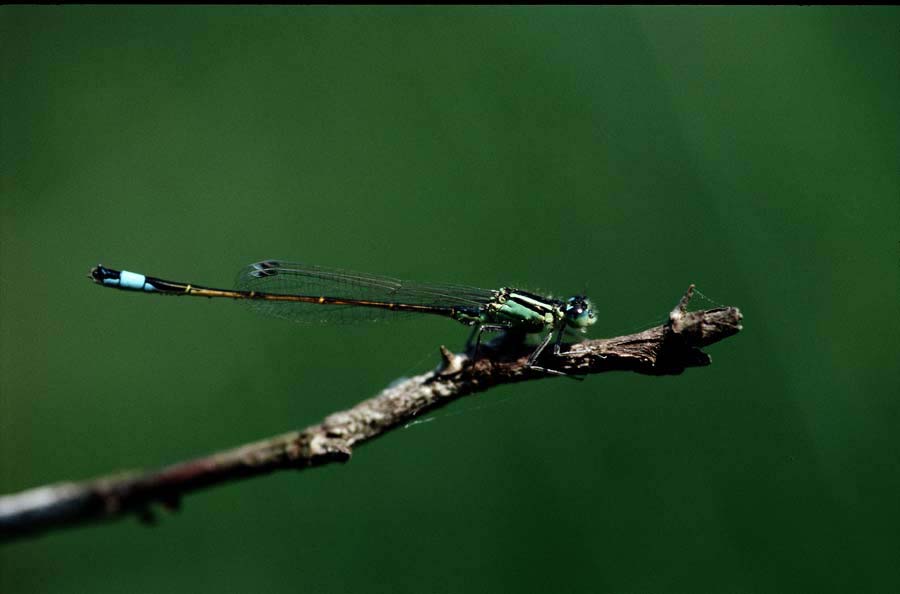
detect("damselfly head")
[564,295,596,328]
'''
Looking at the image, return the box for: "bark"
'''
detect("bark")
[0,285,742,543]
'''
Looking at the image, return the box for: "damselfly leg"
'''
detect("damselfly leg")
[467,323,511,363]
[525,324,584,380]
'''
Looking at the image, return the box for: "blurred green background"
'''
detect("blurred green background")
[2,6,898,593]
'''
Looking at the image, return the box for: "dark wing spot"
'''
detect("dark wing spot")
[250,260,281,278]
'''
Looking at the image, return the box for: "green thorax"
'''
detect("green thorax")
[483,288,563,332]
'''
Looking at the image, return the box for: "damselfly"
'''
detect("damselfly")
[90,261,596,373]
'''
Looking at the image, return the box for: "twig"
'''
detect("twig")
[0,285,741,543]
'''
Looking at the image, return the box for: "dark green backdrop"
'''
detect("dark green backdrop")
[2,7,898,593]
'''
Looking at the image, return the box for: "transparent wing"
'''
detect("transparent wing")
[234,260,497,324]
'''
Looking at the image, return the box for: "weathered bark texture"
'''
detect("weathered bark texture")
[0,285,741,543]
